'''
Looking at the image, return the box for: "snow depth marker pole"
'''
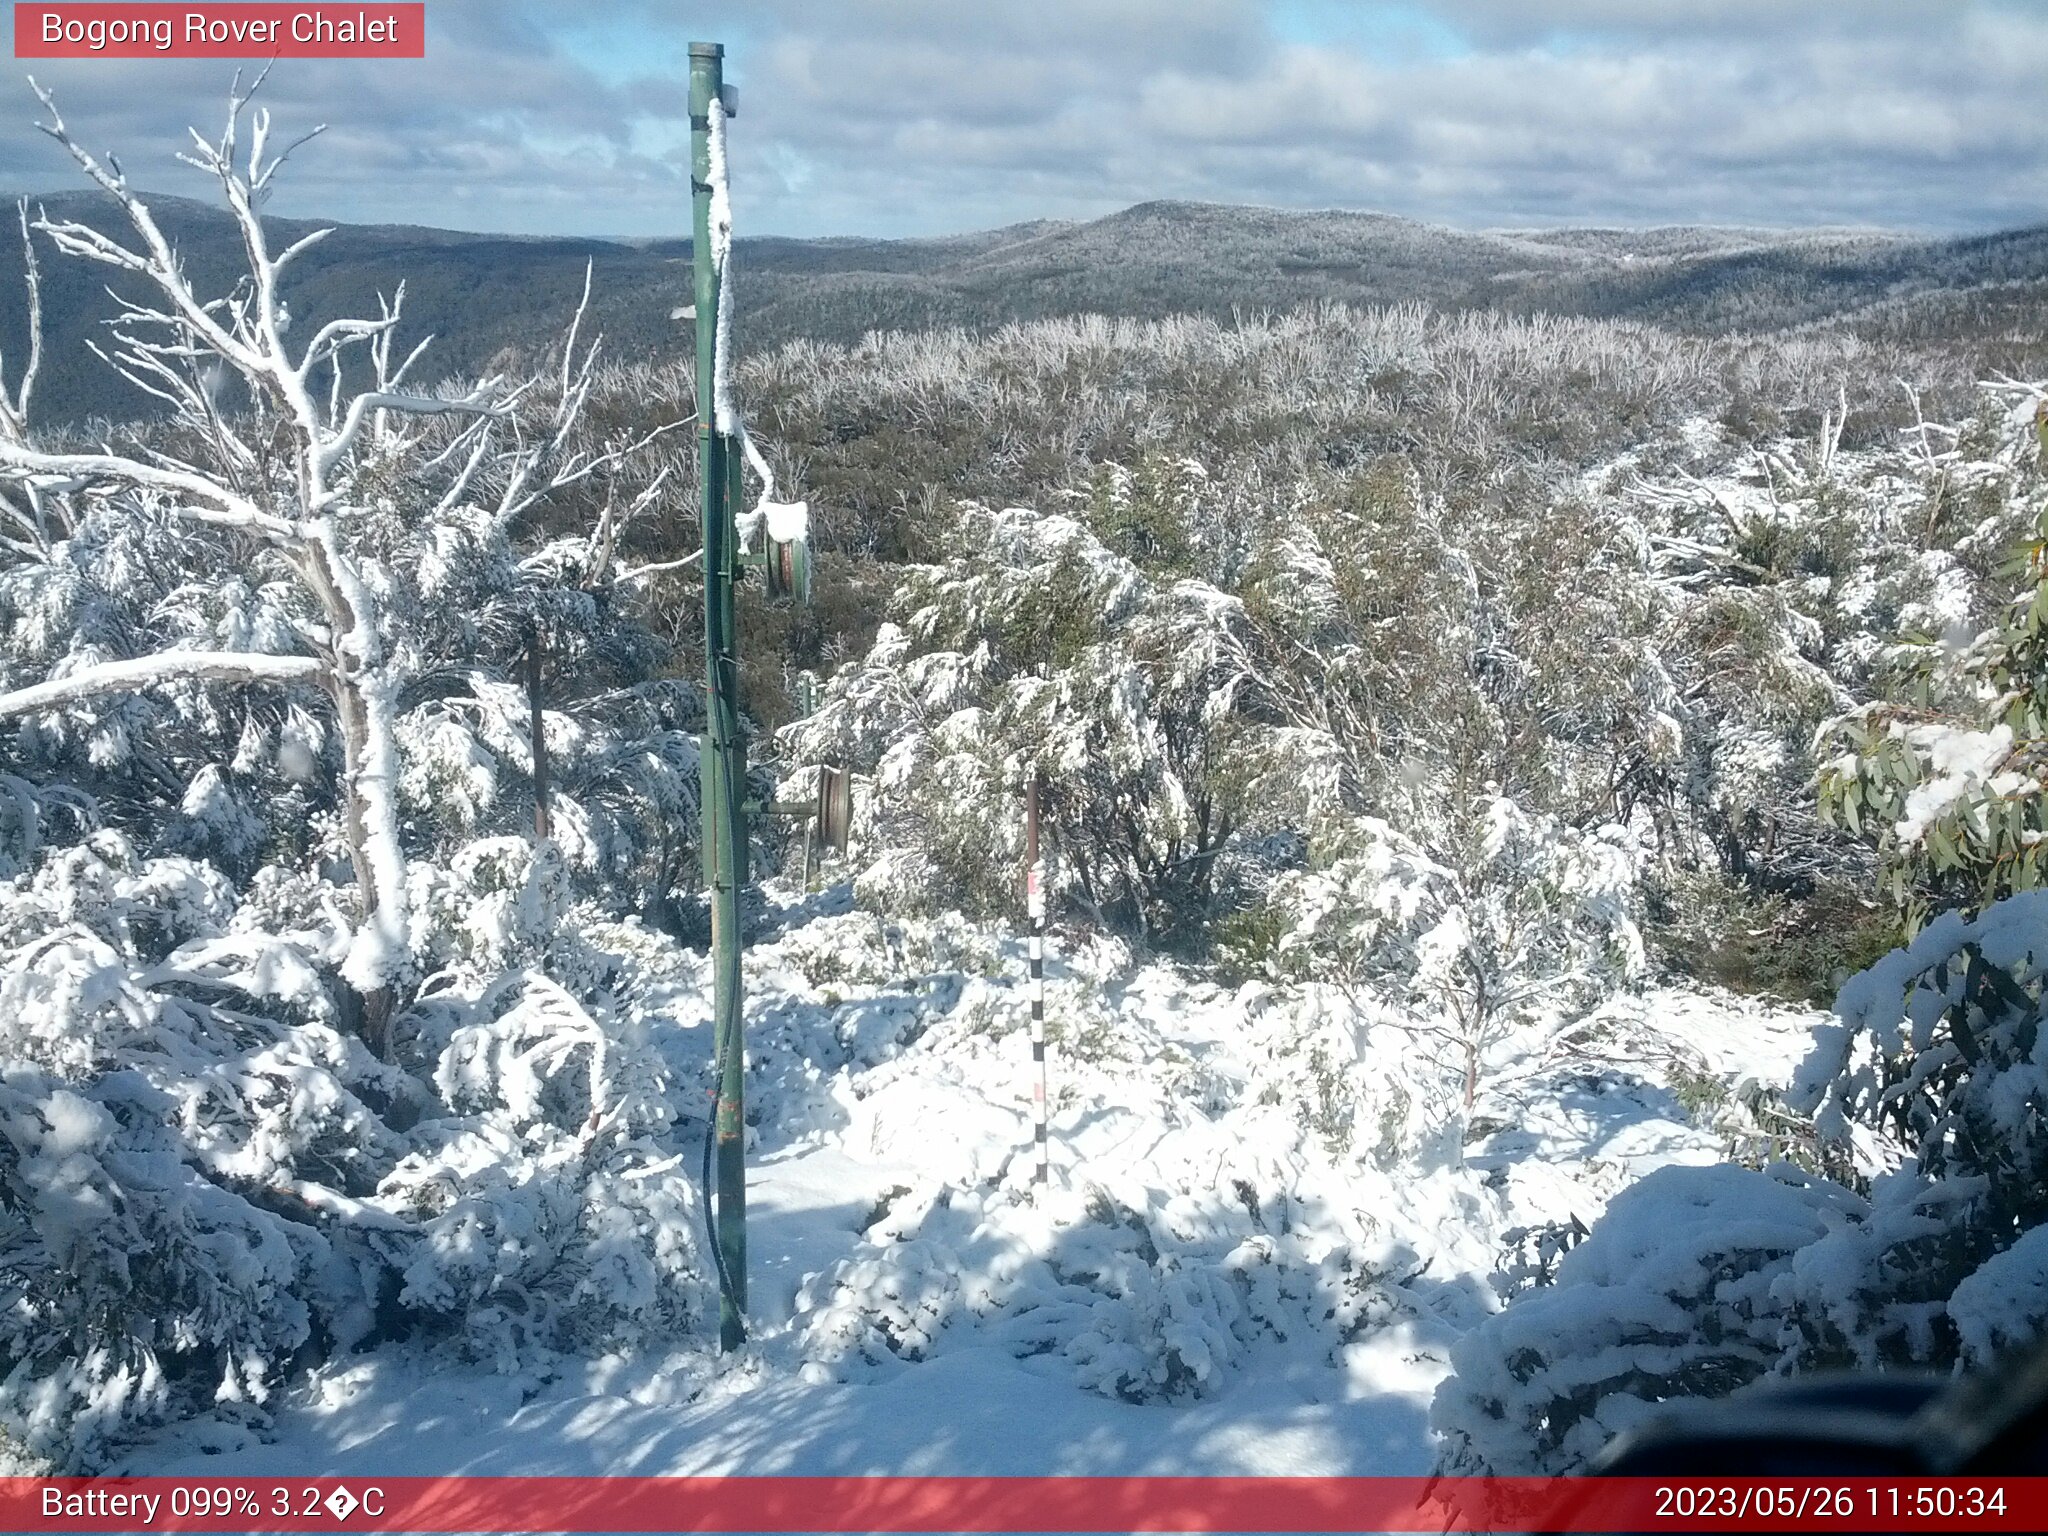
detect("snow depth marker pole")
[524,620,550,843]
[1027,774,1048,1188]
[799,674,818,892]
[692,38,747,1353]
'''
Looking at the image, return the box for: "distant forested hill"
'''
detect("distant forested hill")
[2,190,2044,423]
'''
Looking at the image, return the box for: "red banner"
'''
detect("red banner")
[13,4,424,58]
[1,1476,2042,1532]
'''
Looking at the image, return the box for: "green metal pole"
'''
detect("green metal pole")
[691,38,747,1353]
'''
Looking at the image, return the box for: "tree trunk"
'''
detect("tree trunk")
[300,527,409,1063]
[330,669,395,1058]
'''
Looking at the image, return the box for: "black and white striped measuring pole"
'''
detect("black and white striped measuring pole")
[1026,774,1048,1187]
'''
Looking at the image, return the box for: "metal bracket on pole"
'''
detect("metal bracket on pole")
[746,768,853,842]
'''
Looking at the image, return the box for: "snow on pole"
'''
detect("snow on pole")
[708,88,817,608]
[704,95,779,505]
[1026,773,1048,1188]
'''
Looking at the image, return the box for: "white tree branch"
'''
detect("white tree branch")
[317,386,505,483]
[0,442,297,537]
[2,200,43,432]
[614,550,704,584]
[0,650,325,718]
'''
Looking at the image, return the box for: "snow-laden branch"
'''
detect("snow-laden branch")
[0,650,324,718]
[316,384,507,483]
[0,442,299,537]
[28,79,268,377]
[6,443,291,531]
[2,201,42,434]
[298,310,395,379]
[614,550,704,584]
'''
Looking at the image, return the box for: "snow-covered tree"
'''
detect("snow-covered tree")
[0,81,682,1052]
[0,85,710,1469]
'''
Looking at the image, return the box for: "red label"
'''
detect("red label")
[0,1477,2041,1533]
[14,4,425,57]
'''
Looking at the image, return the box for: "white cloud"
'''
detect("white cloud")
[0,0,2039,237]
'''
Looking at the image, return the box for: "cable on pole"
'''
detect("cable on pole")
[701,1051,741,1322]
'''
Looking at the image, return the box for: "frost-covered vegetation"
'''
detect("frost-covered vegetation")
[0,89,713,1468]
[1433,886,2048,1472]
[2,90,2045,1475]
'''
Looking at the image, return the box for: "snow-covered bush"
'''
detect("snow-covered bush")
[0,833,363,1465]
[1432,884,2048,1473]
[0,91,712,1466]
[1787,888,2048,1362]
[1431,1162,1867,1474]
[1816,381,2048,928]
[1268,800,1643,1116]
[1083,452,1249,584]
[0,1065,323,1469]
[0,825,710,1466]
[795,1176,1316,1405]
[782,502,1266,944]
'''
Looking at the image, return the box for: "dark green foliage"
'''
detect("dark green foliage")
[1646,867,1899,1004]
[1817,420,2048,928]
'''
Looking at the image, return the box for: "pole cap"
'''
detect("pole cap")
[689,41,724,57]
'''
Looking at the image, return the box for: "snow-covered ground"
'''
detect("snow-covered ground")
[126,891,1826,1479]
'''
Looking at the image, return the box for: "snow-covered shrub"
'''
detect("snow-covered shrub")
[1491,1215,1592,1300]
[1948,1223,2048,1366]
[782,502,1264,944]
[1083,452,1247,583]
[1432,885,2048,1472]
[1431,1162,1867,1474]
[1817,381,2048,928]
[794,1177,1309,1404]
[1269,799,1643,1115]
[771,908,1006,990]
[1786,888,2048,1364]
[0,824,710,1464]
[0,837,363,1465]
[0,1065,327,1469]
[1223,971,1465,1169]
[384,1125,703,1372]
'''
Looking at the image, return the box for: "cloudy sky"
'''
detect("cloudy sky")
[2,0,2044,239]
